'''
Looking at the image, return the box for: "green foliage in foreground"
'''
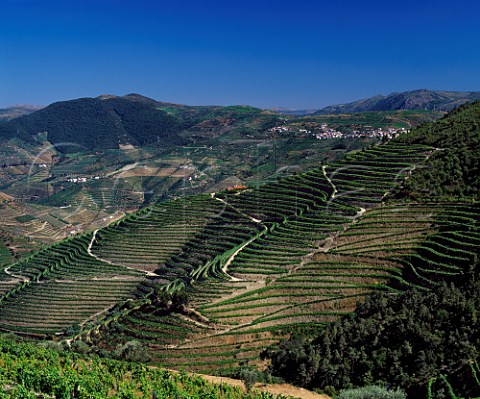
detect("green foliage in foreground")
[0,336,287,399]
[263,271,480,399]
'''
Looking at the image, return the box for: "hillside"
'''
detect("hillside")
[392,100,480,200]
[0,94,189,151]
[0,109,358,253]
[0,105,43,121]
[2,95,410,256]
[315,89,480,114]
[0,94,281,152]
[0,94,289,252]
[262,102,480,398]
[0,140,433,335]
[0,101,478,398]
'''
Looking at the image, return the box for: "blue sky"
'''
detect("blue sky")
[1,0,479,108]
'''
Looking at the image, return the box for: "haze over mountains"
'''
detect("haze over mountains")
[278,89,480,116]
[0,105,43,121]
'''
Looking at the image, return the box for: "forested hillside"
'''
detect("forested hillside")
[0,95,188,151]
[394,100,479,200]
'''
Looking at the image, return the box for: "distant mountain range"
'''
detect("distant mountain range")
[0,105,43,120]
[277,90,480,116]
[2,90,479,153]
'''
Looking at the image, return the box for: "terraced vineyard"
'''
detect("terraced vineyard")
[1,138,477,380]
[0,233,145,336]
[324,143,432,206]
[166,210,475,371]
[332,203,480,289]
[92,142,439,373]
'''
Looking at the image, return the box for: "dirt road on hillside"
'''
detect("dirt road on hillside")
[200,374,331,399]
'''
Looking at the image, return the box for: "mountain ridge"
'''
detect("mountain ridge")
[0,95,189,151]
[274,89,480,116]
[0,94,280,152]
[0,105,44,121]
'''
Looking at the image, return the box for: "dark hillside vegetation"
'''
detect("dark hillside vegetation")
[0,94,282,153]
[0,96,188,152]
[264,272,480,398]
[393,100,479,200]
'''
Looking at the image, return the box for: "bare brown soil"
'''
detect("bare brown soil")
[118,166,178,178]
[199,374,331,399]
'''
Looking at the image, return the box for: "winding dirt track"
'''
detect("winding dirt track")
[210,192,266,281]
[322,165,337,199]
[87,229,159,277]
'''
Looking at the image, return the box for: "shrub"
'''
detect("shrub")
[70,340,91,355]
[236,367,260,392]
[338,385,406,399]
[114,340,151,362]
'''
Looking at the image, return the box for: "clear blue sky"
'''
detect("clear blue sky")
[1,0,479,109]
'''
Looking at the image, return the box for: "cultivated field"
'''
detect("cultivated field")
[1,141,477,375]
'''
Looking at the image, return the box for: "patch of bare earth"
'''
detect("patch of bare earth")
[199,375,331,399]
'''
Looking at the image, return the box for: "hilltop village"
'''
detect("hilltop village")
[270,122,408,140]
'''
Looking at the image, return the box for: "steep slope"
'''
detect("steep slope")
[392,100,479,200]
[0,101,478,398]
[0,140,436,382]
[0,142,429,338]
[263,101,480,398]
[313,89,480,114]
